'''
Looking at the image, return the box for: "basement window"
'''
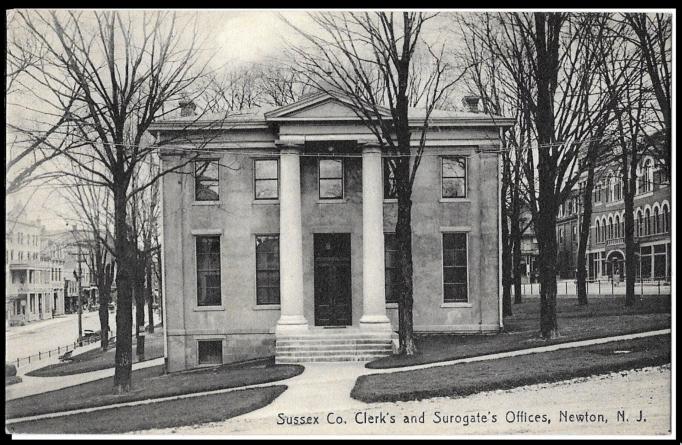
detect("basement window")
[198,340,223,365]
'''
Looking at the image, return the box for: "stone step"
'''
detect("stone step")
[276,340,392,347]
[276,345,392,352]
[276,355,388,363]
[276,348,392,356]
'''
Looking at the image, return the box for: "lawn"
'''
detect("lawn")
[7,362,304,419]
[7,385,286,434]
[26,328,165,377]
[352,334,670,403]
[367,295,670,369]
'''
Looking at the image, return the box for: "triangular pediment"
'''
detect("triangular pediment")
[265,91,391,121]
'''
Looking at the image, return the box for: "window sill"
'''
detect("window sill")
[252,199,279,205]
[252,304,281,311]
[192,201,221,206]
[383,199,398,204]
[441,302,472,308]
[440,198,470,203]
[635,191,654,199]
[193,306,225,312]
[386,302,398,309]
[317,198,346,204]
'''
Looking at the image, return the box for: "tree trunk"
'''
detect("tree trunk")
[510,185,523,304]
[576,158,595,306]
[501,171,513,316]
[537,220,559,338]
[623,146,638,306]
[98,288,110,350]
[134,265,146,360]
[396,177,417,356]
[146,256,154,334]
[113,184,133,393]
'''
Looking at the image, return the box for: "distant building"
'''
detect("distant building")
[552,150,671,282]
[6,217,65,326]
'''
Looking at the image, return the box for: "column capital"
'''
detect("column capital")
[275,140,304,154]
[358,141,383,155]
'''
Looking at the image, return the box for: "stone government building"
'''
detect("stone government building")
[151,91,513,371]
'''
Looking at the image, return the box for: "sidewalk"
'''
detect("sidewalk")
[6,357,165,401]
[6,328,669,427]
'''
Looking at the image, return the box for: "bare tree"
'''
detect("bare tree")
[625,13,672,179]
[461,13,619,338]
[286,12,464,354]
[14,10,219,392]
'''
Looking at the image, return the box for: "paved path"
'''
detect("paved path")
[5,357,165,401]
[6,328,670,430]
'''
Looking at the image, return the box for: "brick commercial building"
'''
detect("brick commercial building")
[151,91,512,371]
[553,152,671,282]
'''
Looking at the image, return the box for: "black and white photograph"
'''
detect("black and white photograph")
[4,8,674,438]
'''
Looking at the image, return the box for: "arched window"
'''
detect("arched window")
[645,208,651,235]
[601,219,606,242]
[608,216,613,240]
[643,159,653,193]
[636,210,643,237]
[654,207,660,234]
[614,177,621,201]
[605,174,612,202]
[615,215,620,238]
[662,204,670,233]
[596,220,601,242]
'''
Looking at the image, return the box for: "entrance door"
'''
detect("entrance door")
[314,233,352,326]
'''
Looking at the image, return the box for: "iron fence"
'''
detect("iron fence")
[517,276,672,297]
[10,331,114,369]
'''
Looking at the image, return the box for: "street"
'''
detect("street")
[5,311,107,363]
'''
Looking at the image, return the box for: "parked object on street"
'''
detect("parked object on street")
[58,351,74,362]
[6,362,18,377]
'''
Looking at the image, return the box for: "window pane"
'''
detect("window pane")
[443,233,466,250]
[320,179,343,199]
[255,159,278,179]
[255,179,278,199]
[196,236,221,306]
[383,158,398,199]
[198,340,222,365]
[320,159,343,178]
[443,157,466,178]
[443,178,466,198]
[443,233,467,303]
[195,161,219,201]
[256,235,280,305]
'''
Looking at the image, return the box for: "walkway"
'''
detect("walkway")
[6,328,669,428]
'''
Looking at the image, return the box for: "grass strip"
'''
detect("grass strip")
[7,385,286,434]
[7,364,303,419]
[352,335,670,403]
[368,296,670,369]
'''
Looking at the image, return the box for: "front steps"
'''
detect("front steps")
[275,327,394,363]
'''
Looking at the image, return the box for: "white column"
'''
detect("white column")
[359,145,392,330]
[276,145,308,333]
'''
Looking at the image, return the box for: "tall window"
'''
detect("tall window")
[254,159,279,200]
[319,159,344,199]
[662,204,669,233]
[654,208,660,234]
[255,235,280,305]
[615,215,620,238]
[383,158,398,200]
[637,210,643,236]
[442,233,468,303]
[194,160,219,201]
[645,209,651,235]
[595,220,601,243]
[442,157,467,198]
[196,236,221,306]
[384,233,400,303]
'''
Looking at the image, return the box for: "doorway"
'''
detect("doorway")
[314,233,352,326]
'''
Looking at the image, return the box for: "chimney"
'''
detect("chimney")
[462,95,481,113]
[179,98,197,117]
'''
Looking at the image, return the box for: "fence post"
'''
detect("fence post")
[611,279,614,297]
[565,281,568,295]
[38,351,41,360]
[598,280,601,295]
[28,355,31,364]
[58,346,60,354]
[658,280,661,295]
[17,358,19,367]
[641,279,644,297]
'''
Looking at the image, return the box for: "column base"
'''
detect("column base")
[359,314,392,331]
[275,315,309,335]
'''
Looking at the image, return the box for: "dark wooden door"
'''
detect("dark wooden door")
[314,234,352,326]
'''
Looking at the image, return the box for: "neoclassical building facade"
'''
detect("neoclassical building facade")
[151,91,512,371]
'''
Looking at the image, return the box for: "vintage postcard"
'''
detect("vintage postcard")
[4,7,674,439]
